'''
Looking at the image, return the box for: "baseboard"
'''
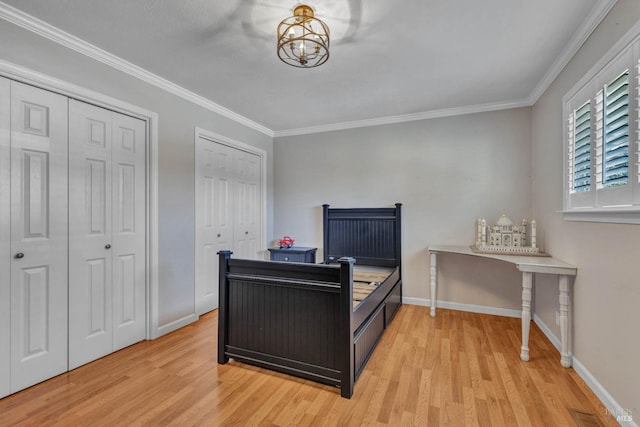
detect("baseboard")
[152,313,199,339]
[403,297,521,318]
[402,297,431,307]
[533,314,637,427]
[572,357,638,426]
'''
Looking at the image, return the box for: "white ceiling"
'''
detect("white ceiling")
[0,0,614,135]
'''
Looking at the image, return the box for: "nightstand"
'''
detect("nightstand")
[268,246,317,263]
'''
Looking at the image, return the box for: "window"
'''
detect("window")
[569,101,591,193]
[563,36,640,224]
[600,71,629,188]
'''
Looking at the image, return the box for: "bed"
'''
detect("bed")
[217,203,402,398]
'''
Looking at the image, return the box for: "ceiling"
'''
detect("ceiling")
[0,0,613,135]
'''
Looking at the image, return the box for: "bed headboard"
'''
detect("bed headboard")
[322,203,402,268]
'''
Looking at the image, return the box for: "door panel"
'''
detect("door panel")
[111,112,146,351]
[212,146,234,249]
[10,81,68,392]
[20,266,51,358]
[195,139,234,314]
[68,100,113,369]
[23,150,49,237]
[234,151,261,259]
[234,180,248,257]
[115,254,136,324]
[0,77,9,398]
[87,258,108,336]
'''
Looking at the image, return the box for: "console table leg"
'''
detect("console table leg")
[430,252,437,317]
[559,275,572,368]
[520,272,533,362]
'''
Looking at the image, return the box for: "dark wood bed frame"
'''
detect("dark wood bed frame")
[217,203,402,398]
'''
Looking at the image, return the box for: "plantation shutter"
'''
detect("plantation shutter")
[572,102,591,192]
[563,35,640,219]
[602,70,629,187]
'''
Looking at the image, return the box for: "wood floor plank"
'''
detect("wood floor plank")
[413,368,434,425]
[0,306,618,426]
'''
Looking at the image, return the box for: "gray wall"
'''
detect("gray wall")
[0,20,274,329]
[532,0,640,415]
[274,108,532,311]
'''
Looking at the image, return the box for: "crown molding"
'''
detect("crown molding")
[273,98,531,137]
[0,1,274,137]
[528,0,619,103]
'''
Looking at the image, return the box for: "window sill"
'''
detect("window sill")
[561,209,640,224]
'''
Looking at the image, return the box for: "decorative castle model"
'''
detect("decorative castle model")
[474,214,540,255]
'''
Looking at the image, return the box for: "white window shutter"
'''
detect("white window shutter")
[562,36,640,222]
[573,101,592,193]
[602,70,629,187]
[595,88,604,189]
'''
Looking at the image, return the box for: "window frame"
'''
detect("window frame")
[562,33,640,224]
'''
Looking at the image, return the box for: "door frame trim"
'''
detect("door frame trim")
[0,59,161,340]
[194,126,267,314]
[0,77,11,398]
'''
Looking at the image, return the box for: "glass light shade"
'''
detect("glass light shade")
[277,5,330,68]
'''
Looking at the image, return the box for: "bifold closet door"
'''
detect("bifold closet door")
[233,150,261,259]
[68,100,146,370]
[195,138,234,315]
[195,137,262,315]
[111,111,146,351]
[9,81,69,393]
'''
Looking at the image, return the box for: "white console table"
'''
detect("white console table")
[427,245,577,368]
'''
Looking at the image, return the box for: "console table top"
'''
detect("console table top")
[428,245,577,276]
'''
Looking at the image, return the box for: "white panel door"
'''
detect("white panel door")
[69,101,146,369]
[233,151,261,259]
[0,77,10,398]
[195,138,234,315]
[111,111,146,351]
[9,81,68,393]
[68,100,113,369]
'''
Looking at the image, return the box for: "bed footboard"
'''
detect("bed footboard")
[218,251,356,398]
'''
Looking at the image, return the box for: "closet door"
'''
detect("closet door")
[195,136,263,314]
[68,101,113,369]
[10,81,68,392]
[0,77,10,398]
[68,101,146,369]
[111,112,146,351]
[233,150,261,259]
[195,138,234,314]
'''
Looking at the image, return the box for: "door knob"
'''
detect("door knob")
[15,252,24,259]
[105,244,112,249]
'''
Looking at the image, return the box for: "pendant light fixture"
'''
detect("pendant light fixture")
[277,4,330,68]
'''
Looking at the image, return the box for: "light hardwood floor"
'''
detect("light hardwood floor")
[0,305,617,426]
